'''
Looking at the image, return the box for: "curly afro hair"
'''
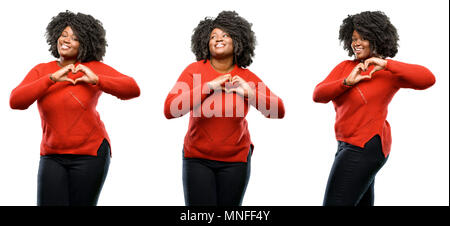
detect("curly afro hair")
[191,11,256,68]
[46,10,107,62]
[339,11,399,58]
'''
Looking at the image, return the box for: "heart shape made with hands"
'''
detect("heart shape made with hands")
[53,64,98,85]
[224,80,240,90]
[216,75,244,93]
[346,57,388,86]
[362,57,387,77]
[222,75,254,98]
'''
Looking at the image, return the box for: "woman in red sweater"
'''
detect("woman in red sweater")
[9,11,140,205]
[164,11,285,206]
[313,11,435,206]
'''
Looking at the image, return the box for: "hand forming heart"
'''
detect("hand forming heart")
[50,64,76,84]
[73,64,99,85]
[50,64,99,85]
[363,57,387,77]
[344,57,387,86]
[207,74,255,99]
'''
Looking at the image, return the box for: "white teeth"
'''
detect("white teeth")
[216,44,224,47]
[61,44,69,49]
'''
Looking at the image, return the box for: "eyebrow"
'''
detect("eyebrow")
[210,32,228,36]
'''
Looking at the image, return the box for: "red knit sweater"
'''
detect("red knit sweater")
[164,60,285,162]
[10,61,140,156]
[313,59,435,157]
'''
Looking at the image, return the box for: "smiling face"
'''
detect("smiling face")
[351,30,371,60]
[57,26,80,60]
[209,28,234,59]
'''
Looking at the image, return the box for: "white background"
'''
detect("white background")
[0,0,448,206]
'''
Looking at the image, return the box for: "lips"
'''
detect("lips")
[215,43,225,48]
[60,44,71,50]
[353,47,363,54]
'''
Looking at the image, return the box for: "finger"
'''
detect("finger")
[62,65,72,74]
[233,75,244,81]
[231,76,239,83]
[360,75,372,81]
[64,64,74,74]
[220,76,231,84]
[357,62,367,71]
[354,63,364,72]
[225,87,234,93]
[364,58,373,69]
[74,76,87,85]
[73,78,81,85]
[74,64,82,73]
[221,74,231,81]
[369,69,379,77]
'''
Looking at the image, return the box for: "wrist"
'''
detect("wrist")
[247,90,256,100]
[49,74,56,82]
[207,82,216,90]
[343,78,352,86]
[93,75,99,85]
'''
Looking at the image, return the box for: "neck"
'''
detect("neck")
[210,57,234,74]
[58,57,77,67]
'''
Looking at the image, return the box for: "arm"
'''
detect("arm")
[10,66,55,110]
[163,65,211,119]
[242,72,285,119]
[313,61,354,103]
[251,81,285,119]
[385,59,436,89]
[90,63,140,100]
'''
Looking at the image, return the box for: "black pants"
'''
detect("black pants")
[323,135,388,206]
[182,149,251,206]
[37,139,110,206]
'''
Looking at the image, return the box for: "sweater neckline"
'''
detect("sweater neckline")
[53,60,81,68]
[205,59,240,75]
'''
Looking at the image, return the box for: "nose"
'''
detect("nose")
[62,36,71,43]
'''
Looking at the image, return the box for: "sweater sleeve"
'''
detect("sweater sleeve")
[247,71,285,119]
[10,65,55,110]
[313,61,353,103]
[164,64,211,119]
[385,59,436,89]
[95,62,140,100]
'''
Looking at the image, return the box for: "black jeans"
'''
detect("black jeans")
[182,149,251,206]
[323,135,388,206]
[37,139,110,206]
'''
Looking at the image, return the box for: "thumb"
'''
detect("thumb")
[224,87,233,93]
[74,76,86,85]
[360,75,372,81]
[369,67,382,77]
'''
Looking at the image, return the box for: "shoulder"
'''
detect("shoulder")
[28,61,58,76]
[188,60,208,70]
[83,60,111,69]
[83,61,120,74]
[181,60,208,74]
[336,60,355,68]
[33,61,57,70]
[237,67,262,82]
[329,60,356,73]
